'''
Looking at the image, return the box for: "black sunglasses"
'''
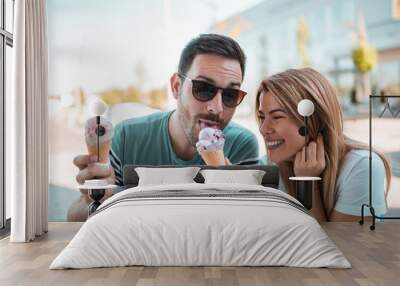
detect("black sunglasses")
[178,74,247,108]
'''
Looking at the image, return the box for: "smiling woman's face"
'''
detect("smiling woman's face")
[258,91,305,164]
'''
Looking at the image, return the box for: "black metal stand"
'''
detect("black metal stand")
[295,180,313,210]
[88,189,106,216]
[290,177,321,210]
[87,115,107,216]
[359,95,400,230]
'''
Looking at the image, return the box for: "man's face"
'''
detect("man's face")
[173,54,243,147]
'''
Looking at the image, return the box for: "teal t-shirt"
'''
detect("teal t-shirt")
[257,149,387,216]
[110,111,259,184]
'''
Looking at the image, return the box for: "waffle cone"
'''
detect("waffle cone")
[200,150,225,166]
[87,141,111,163]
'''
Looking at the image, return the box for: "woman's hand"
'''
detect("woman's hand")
[294,135,326,177]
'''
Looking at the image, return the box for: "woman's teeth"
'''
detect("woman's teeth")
[267,140,284,149]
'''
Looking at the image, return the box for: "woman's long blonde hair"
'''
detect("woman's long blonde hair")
[255,68,391,218]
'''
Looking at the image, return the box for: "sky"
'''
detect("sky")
[47,0,264,96]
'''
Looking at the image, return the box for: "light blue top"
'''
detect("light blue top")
[334,149,387,216]
[259,149,388,216]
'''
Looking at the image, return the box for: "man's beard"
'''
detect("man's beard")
[177,100,225,148]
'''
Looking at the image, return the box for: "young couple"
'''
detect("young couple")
[72,34,391,222]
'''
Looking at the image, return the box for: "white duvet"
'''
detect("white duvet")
[50,183,351,269]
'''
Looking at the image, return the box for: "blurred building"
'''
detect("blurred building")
[210,0,400,100]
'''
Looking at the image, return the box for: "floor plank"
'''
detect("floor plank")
[0,222,399,286]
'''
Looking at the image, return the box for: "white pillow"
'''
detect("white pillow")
[200,169,266,185]
[135,167,201,186]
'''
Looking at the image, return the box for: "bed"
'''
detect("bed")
[50,165,350,269]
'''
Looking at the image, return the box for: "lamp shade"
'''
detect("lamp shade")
[90,98,108,116]
[297,99,315,117]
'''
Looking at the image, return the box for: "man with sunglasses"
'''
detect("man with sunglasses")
[70,34,259,221]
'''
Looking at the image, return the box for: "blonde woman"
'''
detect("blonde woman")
[256,68,391,222]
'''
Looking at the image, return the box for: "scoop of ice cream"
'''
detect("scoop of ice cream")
[85,116,114,145]
[196,127,225,152]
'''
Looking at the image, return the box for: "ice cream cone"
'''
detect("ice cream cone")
[86,140,111,163]
[196,127,226,166]
[85,116,114,163]
[199,149,226,166]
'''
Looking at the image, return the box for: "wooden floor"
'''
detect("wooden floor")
[0,222,399,286]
